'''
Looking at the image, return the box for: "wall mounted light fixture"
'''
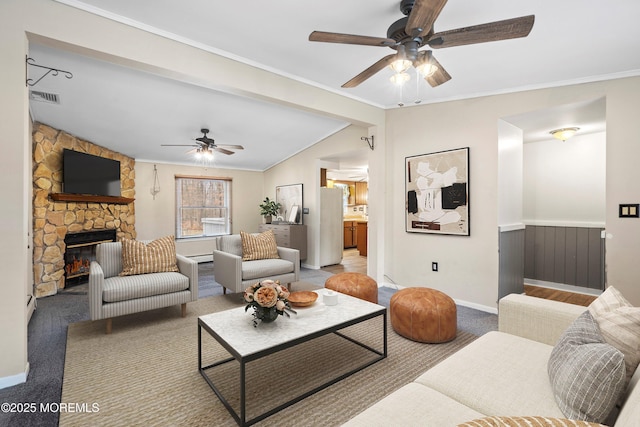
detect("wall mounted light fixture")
[550,127,580,142]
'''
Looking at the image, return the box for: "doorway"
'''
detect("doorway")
[498,97,606,299]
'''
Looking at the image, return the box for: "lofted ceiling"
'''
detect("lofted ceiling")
[27,0,640,171]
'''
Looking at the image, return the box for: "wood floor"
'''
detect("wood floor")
[524,284,598,307]
[321,248,367,274]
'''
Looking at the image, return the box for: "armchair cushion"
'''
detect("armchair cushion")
[240,230,279,261]
[120,235,179,276]
[103,272,189,303]
[242,258,296,281]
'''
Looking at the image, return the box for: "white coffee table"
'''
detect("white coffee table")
[198,290,387,426]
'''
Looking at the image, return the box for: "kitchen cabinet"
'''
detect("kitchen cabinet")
[258,224,307,260]
[343,221,358,249]
[355,182,368,205]
[356,221,368,256]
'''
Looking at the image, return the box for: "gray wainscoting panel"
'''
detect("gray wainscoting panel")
[498,228,525,301]
[524,225,604,290]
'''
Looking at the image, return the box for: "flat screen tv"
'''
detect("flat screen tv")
[62,149,121,197]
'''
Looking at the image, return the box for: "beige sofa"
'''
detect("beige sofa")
[89,241,198,333]
[343,294,640,427]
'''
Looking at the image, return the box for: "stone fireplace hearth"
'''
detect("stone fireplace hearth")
[32,123,136,297]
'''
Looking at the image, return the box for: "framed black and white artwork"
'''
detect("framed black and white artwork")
[405,147,469,235]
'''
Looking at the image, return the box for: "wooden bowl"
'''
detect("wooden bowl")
[288,291,318,307]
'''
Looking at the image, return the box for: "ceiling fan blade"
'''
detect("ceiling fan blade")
[405,0,448,38]
[185,148,198,154]
[423,53,451,87]
[214,147,235,155]
[428,15,535,49]
[309,31,396,47]
[216,144,244,150]
[342,54,396,88]
[161,144,197,147]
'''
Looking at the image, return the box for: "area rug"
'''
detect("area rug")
[60,292,477,426]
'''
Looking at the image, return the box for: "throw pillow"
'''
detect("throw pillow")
[547,311,626,422]
[588,286,640,388]
[457,416,607,426]
[240,230,279,261]
[119,235,179,276]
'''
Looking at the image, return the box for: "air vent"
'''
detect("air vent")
[29,90,60,104]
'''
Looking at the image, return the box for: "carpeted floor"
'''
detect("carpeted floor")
[59,289,478,426]
[0,263,497,427]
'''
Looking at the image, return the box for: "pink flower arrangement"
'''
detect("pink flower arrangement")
[244,280,294,326]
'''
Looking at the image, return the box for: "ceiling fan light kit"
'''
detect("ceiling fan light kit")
[160,128,244,163]
[309,0,535,94]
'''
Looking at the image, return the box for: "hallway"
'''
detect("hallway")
[321,248,367,275]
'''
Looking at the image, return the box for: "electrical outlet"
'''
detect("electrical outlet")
[432,262,438,272]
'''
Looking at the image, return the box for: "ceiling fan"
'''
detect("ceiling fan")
[309,0,535,88]
[161,128,244,156]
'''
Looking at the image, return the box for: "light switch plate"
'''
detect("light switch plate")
[619,204,639,218]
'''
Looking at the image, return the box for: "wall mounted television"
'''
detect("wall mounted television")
[62,149,121,197]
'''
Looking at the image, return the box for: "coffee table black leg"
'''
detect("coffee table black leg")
[240,360,246,425]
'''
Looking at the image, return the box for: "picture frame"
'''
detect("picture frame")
[405,147,469,235]
[276,183,303,224]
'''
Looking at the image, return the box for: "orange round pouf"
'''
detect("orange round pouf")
[390,287,457,343]
[324,272,378,304]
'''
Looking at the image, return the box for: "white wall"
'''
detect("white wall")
[135,161,264,257]
[523,132,606,226]
[498,120,524,229]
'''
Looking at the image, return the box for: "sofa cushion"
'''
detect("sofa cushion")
[416,331,566,417]
[548,311,626,423]
[120,235,179,276]
[342,382,485,427]
[242,258,293,281]
[457,416,606,426]
[102,272,189,303]
[240,230,279,261]
[588,286,640,388]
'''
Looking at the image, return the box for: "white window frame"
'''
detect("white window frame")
[175,175,232,239]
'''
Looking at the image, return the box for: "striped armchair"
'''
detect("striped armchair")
[213,234,299,294]
[89,241,198,333]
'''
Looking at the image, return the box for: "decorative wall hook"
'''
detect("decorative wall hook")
[26,57,73,87]
[150,165,161,199]
[361,135,374,151]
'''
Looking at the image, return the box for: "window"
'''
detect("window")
[175,176,231,238]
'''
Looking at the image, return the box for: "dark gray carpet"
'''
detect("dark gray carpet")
[0,263,496,427]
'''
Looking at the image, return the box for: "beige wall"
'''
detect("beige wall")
[385,77,640,309]
[135,161,264,257]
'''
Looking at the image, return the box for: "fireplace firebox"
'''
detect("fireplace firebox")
[64,229,117,286]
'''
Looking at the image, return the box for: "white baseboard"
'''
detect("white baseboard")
[0,363,29,390]
[454,298,498,315]
[524,279,602,296]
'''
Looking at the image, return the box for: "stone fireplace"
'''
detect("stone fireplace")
[32,122,136,297]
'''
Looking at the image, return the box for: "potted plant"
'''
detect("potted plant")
[259,197,281,224]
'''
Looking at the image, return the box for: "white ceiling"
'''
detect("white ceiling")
[28,0,640,171]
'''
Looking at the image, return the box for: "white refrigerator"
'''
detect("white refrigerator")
[319,187,344,266]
